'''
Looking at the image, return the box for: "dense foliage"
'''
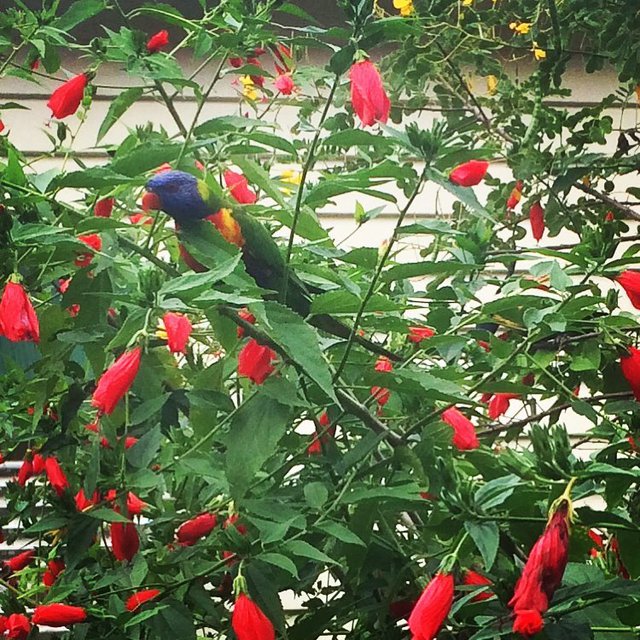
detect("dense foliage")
[0,0,640,638]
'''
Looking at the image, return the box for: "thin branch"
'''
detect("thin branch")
[574,181,640,222]
[477,391,634,436]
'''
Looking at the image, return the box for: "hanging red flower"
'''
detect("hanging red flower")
[42,558,65,587]
[408,326,435,343]
[238,338,277,384]
[4,614,30,640]
[162,312,192,353]
[408,572,455,640]
[125,589,161,612]
[449,160,490,186]
[224,169,257,204]
[47,73,88,119]
[146,30,169,53]
[509,501,570,636]
[4,549,35,573]
[75,234,102,268]
[236,308,256,338]
[94,197,114,218]
[529,201,545,241]
[110,520,139,562]
[32,603,87,626]
[617,270,640,309]
[0,282,40,343]
[126,491,148,516]
[231,593,275,640]
[16,458,33,486]
[92,347,142,415]
[44,456,69,496]
[349,59,391,127]
[75,488,100,511]
[441,407,480,450]
[176,512,218,546]
[621,346,640,400]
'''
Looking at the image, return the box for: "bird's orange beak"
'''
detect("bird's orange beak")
[141,191,161,212]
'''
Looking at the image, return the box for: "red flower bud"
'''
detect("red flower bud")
[110,520,139,562]
[16,458,33,486]
[529,201,545,241]
[146,30,169,53]
[488,392,519,419]
[408,572,454,640]
[176,512,217,546]
[44,456,69,496]
[42,558,65,587]
[94,197,114,218]
[163,312,192,354]
[441,407,479,450]
[236,308,256,338]
[462,570,493,602]
[449,160,490,187]
[349,60,390,127]
[75,488,100,511]
[125,588,161,611]
[275,73,296,95]
[4,549,35,573]
[232,593,275,640]
[238,339,276,384]
[5,614,30,640]
[224,169,257,205]
[408,326,435,343]
[75,234,102,268]
[507,180,523,210]
[32,453,45,475]
[0,282,40,343]
[617,270,640,310]
[32,603,87,627]
[92,347,142,415]
[126,491,147,516]
[229,57,243,68]
[47,73,88,119]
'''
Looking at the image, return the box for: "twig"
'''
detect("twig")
[477,391,634,436]
[574,182,640,222]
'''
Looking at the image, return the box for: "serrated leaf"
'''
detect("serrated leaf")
[315,521,365,546]
[258,553,299,578]
[465,521,499,570]
[285,540,337,565]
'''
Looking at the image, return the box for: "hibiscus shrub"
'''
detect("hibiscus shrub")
[0,1,640,639]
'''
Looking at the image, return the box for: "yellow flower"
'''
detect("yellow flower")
[462,0,473,6]
[532,42,547,60]
[486,75,498,95]
[509,21,531,35]
[280,169,302,185]
[278,169,302,195]
[240,75,258,101]
[393,0,414,16]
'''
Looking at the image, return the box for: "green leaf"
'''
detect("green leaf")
[126,426,162,468]
[258,553,299,578]
[84,507,132,523]
[383,261,478,282]
[322,129,393,149]
[96,87,144,143]
[310,291,404,315]
[284,540,338,565]
[52,167,133,188]
[465,521,499,570]
[225,393,292,499]
[256,301,338,403]
[342,483,423,504]
[111,143,183,177]
[146,600,195,640]
[23,515,69,535]
[315,521,365,546]
[475,475,521,510]
[53,0,107,30]
[426,169,496,222]
[304,482,329,508]
[159,254,242,299]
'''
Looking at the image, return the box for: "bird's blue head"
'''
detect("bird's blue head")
[144,170,211,222]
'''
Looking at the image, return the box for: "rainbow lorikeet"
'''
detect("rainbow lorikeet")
[143,170,398,361]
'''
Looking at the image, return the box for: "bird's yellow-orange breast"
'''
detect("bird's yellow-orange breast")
[207,208,244,247]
